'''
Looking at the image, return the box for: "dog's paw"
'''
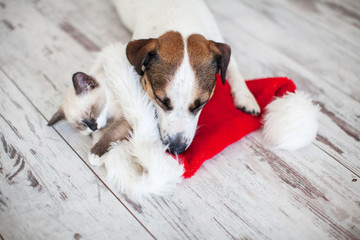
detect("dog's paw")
[88,152,104,167]
[233,90,261,116]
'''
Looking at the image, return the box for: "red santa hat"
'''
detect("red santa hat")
[177,75,320,178]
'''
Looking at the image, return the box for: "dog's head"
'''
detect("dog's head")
[126,31,230,154]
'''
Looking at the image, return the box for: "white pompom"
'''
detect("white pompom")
[262,91,320,150]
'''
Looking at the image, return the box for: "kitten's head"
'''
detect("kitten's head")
[48,72,109,135]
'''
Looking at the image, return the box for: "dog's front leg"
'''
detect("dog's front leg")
[226,56,261,115]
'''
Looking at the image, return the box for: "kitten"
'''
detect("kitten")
[48,71,131,158]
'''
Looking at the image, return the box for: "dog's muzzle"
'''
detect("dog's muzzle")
[167,133,188,155]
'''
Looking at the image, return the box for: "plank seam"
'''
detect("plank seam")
[313,142,360,178]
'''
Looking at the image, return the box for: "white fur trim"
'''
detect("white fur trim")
[90,43,184,201]
[105,140,183,201]
[262,91,320,150]
[88,152,104,167]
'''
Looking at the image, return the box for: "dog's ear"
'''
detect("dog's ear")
[210,42,231,85]
[126,39,158,75]
[72,72,99,95]
[48,108,65,126]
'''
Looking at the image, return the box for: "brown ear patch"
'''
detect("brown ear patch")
[147,31,184,93]
[187,34,231,91]
[126,38,158,75]
[187,34,218,96]
[128,31,185,103]
[157,31,184,67]
[209,41,231,84]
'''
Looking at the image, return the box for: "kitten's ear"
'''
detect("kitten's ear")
[72,72,98,95]
[48,108,65,126]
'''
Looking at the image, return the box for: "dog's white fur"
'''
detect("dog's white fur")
[89,43,184,200]
[157,45,201,149]
[87,43,319,201]
[82,0,320,200]
[112,0,261,153]
[262,92,320,150]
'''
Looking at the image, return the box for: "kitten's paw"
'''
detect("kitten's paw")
[233,90,261,116]
[88,152,104,167]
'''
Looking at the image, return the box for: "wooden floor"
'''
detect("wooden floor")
[1,0,359,239]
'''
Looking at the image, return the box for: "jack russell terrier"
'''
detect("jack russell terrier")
[112,0,260,154]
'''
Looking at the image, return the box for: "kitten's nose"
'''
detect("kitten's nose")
[84,118,98,131]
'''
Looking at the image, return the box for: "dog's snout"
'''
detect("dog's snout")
[168,134,188,155]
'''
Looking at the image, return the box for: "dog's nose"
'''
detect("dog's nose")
[83,118,98,131]
[168,134,187,155]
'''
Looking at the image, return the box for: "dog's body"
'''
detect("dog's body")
[113,0,260,154]
[115,0,224,41]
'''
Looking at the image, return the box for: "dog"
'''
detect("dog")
[112,0,260,154]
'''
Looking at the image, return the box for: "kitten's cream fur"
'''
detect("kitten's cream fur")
[48,69,131,157]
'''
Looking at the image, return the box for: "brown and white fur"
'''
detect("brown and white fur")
[82,42,184,200]
[112,0,261,154]
[48,71,131,158]
[49,42,184,200]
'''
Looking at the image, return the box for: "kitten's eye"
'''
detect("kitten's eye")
[78,121,87,130]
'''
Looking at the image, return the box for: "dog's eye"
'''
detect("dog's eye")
[190,99,208,114]
[143,55,151,67]
[142,51,157,72]
[155,95,172,111]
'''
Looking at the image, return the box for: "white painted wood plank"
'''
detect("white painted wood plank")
[1,0,359,239]
[274,0,360,47]
[28,0,131,48]
[182,132,360,239]
[0,70,153,240]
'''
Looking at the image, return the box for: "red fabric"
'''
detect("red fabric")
[176,75,296,178]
